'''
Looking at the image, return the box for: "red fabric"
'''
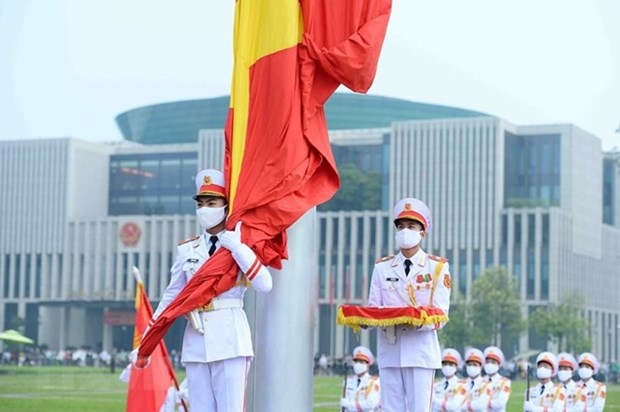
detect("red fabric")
[127,283,179,412]
[139,0,392,360]
[339,305,447,323]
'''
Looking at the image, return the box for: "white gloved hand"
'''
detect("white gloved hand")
[220,221,243,252]
[130,348,150,369]
[340,397,351,408]
[523,400,533,412]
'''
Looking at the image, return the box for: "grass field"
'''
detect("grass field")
[1,366,619,411]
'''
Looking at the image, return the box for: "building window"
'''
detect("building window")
[109,152,197,216]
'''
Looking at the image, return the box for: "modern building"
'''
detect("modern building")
[1,94,618,363]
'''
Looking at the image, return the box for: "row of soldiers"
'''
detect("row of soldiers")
[434,347,607,411]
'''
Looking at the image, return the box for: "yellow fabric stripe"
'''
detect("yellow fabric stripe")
[336,307,449,333]
[132,281,144,349]
[228,0,304,211]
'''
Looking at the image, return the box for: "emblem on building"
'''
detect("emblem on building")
[120,222,141,247]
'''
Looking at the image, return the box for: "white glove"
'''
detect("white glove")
[523,400,533,412]
[220,221,243,252]
[340,398,351,408]
[130,348,150,369]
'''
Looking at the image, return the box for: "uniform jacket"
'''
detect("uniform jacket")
[558,380,578,411]
[483,374,511,412]
[368,249,451,369]
[432,375,465,412]
[524,381,564,412]
[342,373,381,412]
[153,232,271,363]
[571,378,606,412]
[448,375,491,412]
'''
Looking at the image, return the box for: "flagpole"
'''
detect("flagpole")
[246,209,317,410]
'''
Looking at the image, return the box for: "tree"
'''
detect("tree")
[470,266,524,348]
[529,294,591,353]
[318,163,381,211]
[438,292,482,354]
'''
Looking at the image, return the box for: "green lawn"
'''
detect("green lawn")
[1,367,619,411]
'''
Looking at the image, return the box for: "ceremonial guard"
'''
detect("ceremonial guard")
[368,197,451,412]
[148,169,273,412]
[340,346,381,412]
[481,346,511,412]
[523,352,564,412]
[572,352,606,411]
[432,348,465,412]
[556,352,578,410]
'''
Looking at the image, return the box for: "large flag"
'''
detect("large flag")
[127,269,181,412]
[139,0,392,360]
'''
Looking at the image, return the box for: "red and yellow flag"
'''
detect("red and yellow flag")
[126,279,180,412]
[139,0,391,359]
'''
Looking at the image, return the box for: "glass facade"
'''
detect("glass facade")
[603,157,616,225]
[109,152,198,215]
[504,132,561,207]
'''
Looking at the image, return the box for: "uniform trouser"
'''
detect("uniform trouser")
[379,366,435,412]
[185,356,251,412]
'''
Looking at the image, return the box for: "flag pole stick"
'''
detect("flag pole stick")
[132,267,188,412]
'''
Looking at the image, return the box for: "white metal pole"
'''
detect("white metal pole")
[246,208,317,411]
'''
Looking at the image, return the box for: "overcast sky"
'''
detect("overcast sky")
[1,0,619,149]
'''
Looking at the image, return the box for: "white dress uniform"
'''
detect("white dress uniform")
[368,248,451,412]
[447,375,491,412]
[558,379,578,411]
[524,382,564,412]
[572,378,606,412]
[432,375,465,412]
[341,372,381,411]
[153,231,272,412]
[478,374,511,412]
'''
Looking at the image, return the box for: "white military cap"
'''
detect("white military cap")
[352,346,374,365]
[484,346,505,366]
[557,352,578,371]
[464,348,485,366]
[442,348,463,369]
[536,351,558,376]
[392,197,433,234]
[193,169,226,200]
[577,352,599,374]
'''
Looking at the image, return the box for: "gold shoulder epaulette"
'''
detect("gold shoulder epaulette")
[178,235,199,246]
[428,254,449,263]
[375,255,394,264]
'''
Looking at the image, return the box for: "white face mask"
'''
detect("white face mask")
[484,363,499,375]
[196,205,226,230]
[441,365,457,378]
[395,228,423,249]
[557,370,573,382]
[578,367,593,380]
[353,362,368,375]
[536,367,552,380]
[466,365,481,378]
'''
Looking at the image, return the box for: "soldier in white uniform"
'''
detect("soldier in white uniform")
[523,352,564,412]
[572,352,606,412]
[149,169,273,412]
[432,348,465,412]
[556,352,578,411]
[368,197,452,412]
[447,348,491,412]
[481,346,511,412]
[340,346,381,412]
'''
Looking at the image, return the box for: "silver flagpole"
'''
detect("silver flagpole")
[246,208,317,411]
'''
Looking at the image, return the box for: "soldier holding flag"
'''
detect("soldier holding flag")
[138,169,273,412]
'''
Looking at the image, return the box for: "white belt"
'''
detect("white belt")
[198,298,243,312]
